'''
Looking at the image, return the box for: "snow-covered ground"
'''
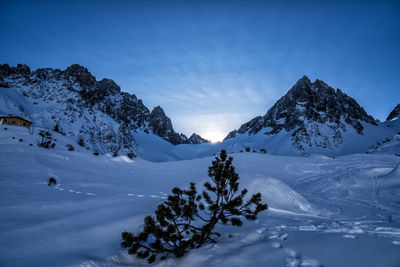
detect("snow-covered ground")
[1,126,400,266]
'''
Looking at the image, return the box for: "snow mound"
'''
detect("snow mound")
[379,163,400,187]
[246,177,323,216]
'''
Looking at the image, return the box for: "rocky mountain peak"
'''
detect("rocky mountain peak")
[65,64,96,89]
[387,104,400,121]
[148,106,179,143]
[294,75,312,88]
[188,133,210,144]
[225,76,377,154]
[0,64,31,78]
[285,75,314,101]
[151,106,166,117]
[97,78,121,95]
[1,63,197,153]
[312,79,334,94]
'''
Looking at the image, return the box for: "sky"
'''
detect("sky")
[1,0,399,142]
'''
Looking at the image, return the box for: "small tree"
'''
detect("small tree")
[121,150,267,263]
[38,130,55,148]
[127,152,136,159]
[48,177,57,186]
[53,124,60,133]
[77,138,85,147]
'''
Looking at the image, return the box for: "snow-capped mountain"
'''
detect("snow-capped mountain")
[387,104,400,121]
[0,64,397,159]
[224,76,399,156]
[0,63,208,157]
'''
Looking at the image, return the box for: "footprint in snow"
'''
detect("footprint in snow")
[284,248,323,267]
[256,227,266,234]
[342,234,357,239]
[271,242,283,248]
[126,193,165,199]
[278,233,288,240]
[285,248,301,259]
[267,230,280,240]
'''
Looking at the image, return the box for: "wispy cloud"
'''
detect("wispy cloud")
[2,0,399,135]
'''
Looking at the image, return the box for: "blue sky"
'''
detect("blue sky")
[1,0,399,141]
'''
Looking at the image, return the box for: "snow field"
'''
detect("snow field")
[1,126,400,266]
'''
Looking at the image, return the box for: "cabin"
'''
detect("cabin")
[0,115,32,128]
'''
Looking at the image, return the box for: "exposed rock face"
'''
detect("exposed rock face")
[225,75,377,154]
[149,106,183,145]
[0,64,31,78]
[188,133,210,144]
[386,104,400,121]
[0,63,200,155]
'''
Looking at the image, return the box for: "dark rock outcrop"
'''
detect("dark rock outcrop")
[149,106,183,145]
[188,133,210,144]
[386,104,400,121]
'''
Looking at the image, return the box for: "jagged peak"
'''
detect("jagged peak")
[225,75,377,141]
[293,75,312,89]
[0,63,31,77]
[151,106,165,116]
[65,64,90,74]
[2,63,191,146]
[188,133,210,144]
[64,64,96,89]
[189,133,200,138]
[285,75,313,98]
[312,79,328,89]
[98,78,121,94]
[291,76,333,93]
[300,75,310,81]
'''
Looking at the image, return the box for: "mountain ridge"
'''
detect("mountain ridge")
[1,64,398,159]
[0,63,209,157]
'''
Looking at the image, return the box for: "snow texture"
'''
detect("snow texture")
[1,125,400,266]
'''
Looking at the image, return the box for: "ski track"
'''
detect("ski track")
[43,157,400,267]
[43,177,168,199]
[12,146,398,266]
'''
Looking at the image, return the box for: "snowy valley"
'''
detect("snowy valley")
[1,64,400,266]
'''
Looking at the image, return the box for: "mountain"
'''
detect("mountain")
[1,65,397,160]
[188,133,210,144]
[0,63,207,157]
[387,104,400,121]
[223,76,399,156]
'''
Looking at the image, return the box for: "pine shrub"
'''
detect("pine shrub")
[121,150,267,263]
[38,130,56,148]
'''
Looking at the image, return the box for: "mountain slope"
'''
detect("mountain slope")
[387,104,400,121]
[224,76,398,156]
[0,63,208,158]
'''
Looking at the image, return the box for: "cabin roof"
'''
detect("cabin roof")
[0,115,32,124]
